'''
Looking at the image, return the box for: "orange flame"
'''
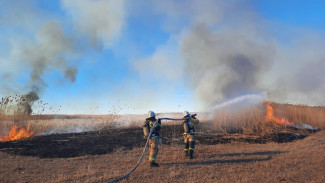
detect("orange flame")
[265,101,293,125]
[0,125,35,142]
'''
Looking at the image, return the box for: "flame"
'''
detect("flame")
[0,125,35,142]
[264,101,293,125]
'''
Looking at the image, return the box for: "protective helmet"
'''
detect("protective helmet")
[183,111,190,116]
[148,111,155,118]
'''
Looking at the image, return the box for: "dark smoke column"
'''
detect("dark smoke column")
[21,91,40,115]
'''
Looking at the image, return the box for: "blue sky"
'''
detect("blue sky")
[256,0,325,28]
[0,0,325,114]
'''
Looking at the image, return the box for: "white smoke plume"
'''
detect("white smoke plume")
[134,39,182,81]
[61,0,126,48]
[140,0,325,109]
[147,0,275,108]
[267,35,325,106]
[1,0,324,116]
[0,0,127,113]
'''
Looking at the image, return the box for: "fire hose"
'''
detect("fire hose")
[106,116,193,183]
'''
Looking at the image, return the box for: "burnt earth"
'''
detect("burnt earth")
[0,124,313,158]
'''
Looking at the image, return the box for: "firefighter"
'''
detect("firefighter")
[183,111,199,159]
[143,111,161,167]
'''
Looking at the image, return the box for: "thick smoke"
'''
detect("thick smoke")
[0,91,39,115]
[148,0,275,108]
[19,91,40,115]
[148,0,325,108]
[180,24,274,105]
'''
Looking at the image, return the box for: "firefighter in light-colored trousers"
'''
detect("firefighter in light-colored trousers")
[143,111,161,167]
[183,111,199,159]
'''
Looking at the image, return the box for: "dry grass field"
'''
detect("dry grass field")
[0,102,324,182]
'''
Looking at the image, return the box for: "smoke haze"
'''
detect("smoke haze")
[180,24,274,105]
[145,0,276,108]
[0,0,127,114]
[143,0,325,108]
[1,0,325,115]
[61,0,126,48]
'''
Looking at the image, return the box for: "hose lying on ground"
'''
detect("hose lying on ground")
[106,117,187,183]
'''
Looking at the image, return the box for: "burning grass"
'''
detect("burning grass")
[0,125,34,142]
[209,101,323,137]
[0,101,324,182]
[0,101,324,143]
[0,114,129,141]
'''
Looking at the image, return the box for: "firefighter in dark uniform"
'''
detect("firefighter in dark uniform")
[143,111,161,167]
[183,111,199,159]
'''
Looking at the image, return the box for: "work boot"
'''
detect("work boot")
[189,150,194,159]
[150,162,159,167]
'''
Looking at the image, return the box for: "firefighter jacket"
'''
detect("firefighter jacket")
[143,117,161,139]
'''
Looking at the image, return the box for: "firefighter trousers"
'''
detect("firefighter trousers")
[184,134,195,155]
[149,137,159,162]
